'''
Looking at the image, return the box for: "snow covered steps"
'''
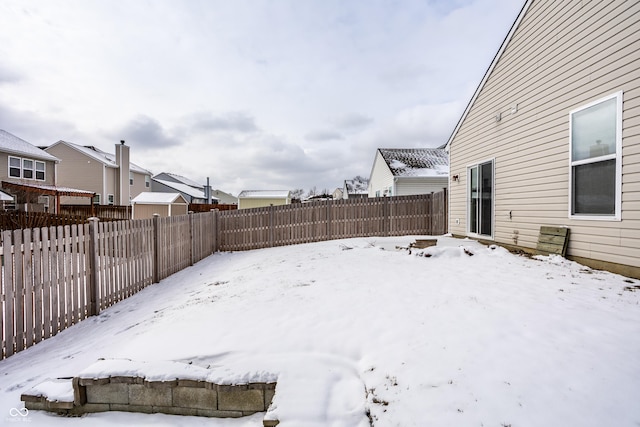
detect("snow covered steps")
[20,359,279,426]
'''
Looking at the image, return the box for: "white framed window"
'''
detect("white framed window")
[35,161,46,180]
[108,194,114,205]
[9,156,21,177]
[145,175,150,188]
[129,171,134,186]
[569,91,622,220]
[92,194,101,205]
[22,159,34,179]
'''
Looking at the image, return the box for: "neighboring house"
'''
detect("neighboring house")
[445,1,640,277]
[0,129,61,211]
[45,140,152,206]
[343,177,369,199]
[151,172,213,204]
[211,189,238,205]
[368,148,448,198]
[332,188,344,200]
[131,192,188,219]
[237,190,291,209]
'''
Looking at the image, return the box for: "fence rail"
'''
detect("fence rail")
[1,191,446,359]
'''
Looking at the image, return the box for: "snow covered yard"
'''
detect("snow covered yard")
[1,236,639,427]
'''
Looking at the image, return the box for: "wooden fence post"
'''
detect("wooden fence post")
[326,201,332,241]
[383,196,389,237]
[152,214,159,284]
[443,187,448,234]
[212,209,219,254]
[87,217,100,316]
[269,206,274,247]
[188,212,194,266]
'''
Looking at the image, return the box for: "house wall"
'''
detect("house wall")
[368,151,394,197]
[130,171,151,202]
[238,198,289,209]
[46,143,106,197]
[0,152,57,184]
[396,177,449,197]
[448,1,640,269]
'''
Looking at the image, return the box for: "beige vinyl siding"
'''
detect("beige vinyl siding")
[449,0,640,268]
[1,153,57,185]
[130,171,150,201]
[47,143,106,195]
[396,177,448,196]
[368,151,394,197]
[134,204,169,219]
[238,198,289,210]
[104,167,117,204]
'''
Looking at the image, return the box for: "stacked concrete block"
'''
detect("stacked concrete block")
[22,374,278,426]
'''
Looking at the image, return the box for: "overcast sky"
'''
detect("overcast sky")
[0,0,523,196]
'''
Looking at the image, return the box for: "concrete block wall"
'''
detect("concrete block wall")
[22,375,278,425]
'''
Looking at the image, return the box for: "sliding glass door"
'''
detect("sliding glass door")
[468,160,494,237]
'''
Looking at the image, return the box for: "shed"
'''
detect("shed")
[131,192,188,219]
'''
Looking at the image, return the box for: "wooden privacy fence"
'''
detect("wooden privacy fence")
[1,192,446,360]
[217,191,447,251]
[59,205,132,221]
[0,211,218,359]
[0,211,87,231]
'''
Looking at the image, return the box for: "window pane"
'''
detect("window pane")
[572,97,616,162]
[480,161,493,236]
[572,159,615,215]
[469,166,478,234]
[10,157,20,167]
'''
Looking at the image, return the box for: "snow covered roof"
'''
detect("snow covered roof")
[152,178,217,200]
[0,130,60,162]
[154,172,203,189]
[131,192,187,204]
[1,181,95,197]
[344,178,368,194]
[379,148,449,178]
[49,140,152,175]
[0,189,14,201]
[238,190,291,199]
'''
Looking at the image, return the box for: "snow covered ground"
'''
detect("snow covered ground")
[1,236,639,426]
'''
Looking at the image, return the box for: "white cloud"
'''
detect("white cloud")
[0,0,524,195]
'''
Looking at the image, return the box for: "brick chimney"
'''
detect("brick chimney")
[115,140,131,205]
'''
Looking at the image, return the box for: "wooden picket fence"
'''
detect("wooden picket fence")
[0,191,446,359]
[0,211,219,359]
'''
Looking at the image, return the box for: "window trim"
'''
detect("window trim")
[9,156,21,177]
[35,161,46,181]
[568,91,622,221]
[22,159,34,179]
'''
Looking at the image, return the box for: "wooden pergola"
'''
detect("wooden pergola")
[1,181,96,214]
